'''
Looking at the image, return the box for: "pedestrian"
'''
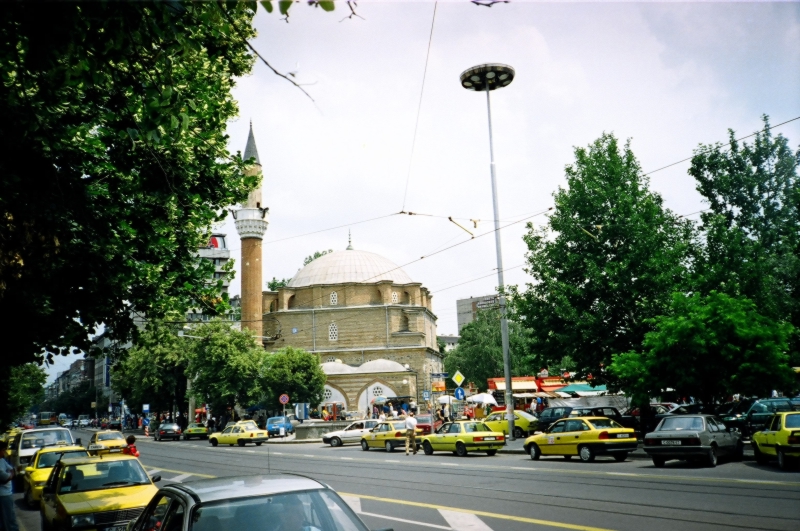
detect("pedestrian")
[0,441,20,531]
[404,412,418,456]
[378,411,386,422]
[207,417,216,432]
[122,435,140,458]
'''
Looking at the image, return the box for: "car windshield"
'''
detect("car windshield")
[190,489,368,531]
[659,417,704,431]
[416,415,433,424]
[462,422,491,433]
[20,430,73,450]
[588,418,623,429]
[785,414,800,428]
[97,432,124,441]
[517,411,537,422]
[37,451,88,469]
[267,418,286,424]
[59,460,150,492]
[189,424,205,429]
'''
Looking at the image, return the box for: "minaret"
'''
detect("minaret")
[234,123,268,339]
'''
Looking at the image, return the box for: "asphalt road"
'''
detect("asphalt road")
[15,428,800,531]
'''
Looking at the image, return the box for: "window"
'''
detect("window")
[329,323,338,341]
[785,414,800,429]
[323,388,333,401]
[372,386,384,397]
[448,424,462,434]
[391,292,398,304]
[549,421,566,433]
[325,357,336,363]
[400,314,409,332]
[330,291,338,305]
[564,420,587,432]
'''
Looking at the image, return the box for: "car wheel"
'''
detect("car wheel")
[707,446,718,468]
[256,442,263,446]
[331,437,342,448]
[753,444,769,465]
[613,452,628,462]
[579,446,595,463]
[486,450,497,456]
[513,427,524,439]
[385,441,394,453]
[530,444,541,461]
[210,438,218,447]
[423,441,434,455]
[778,450,789,471]
[652,457,666,468]
[455,442,468,457]
[238,440,246,447]
[361,439,370,451]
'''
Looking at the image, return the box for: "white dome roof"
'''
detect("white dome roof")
[357,359,408,373]
[287,250,415,288]
[320,362,357,375]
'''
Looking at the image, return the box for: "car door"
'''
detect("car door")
[444,423,463,448]
[483,413,504,434]
[709,417,735,452]
[40,462,62,525]
[560,420,585,455]
[540,421,567,455]
[343,422,364,443]
[431,423,451,450]
[370,423,390,448]
[218,426,234,444]
[764,415,780,455]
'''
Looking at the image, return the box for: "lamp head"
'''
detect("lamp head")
[460,63,515,91]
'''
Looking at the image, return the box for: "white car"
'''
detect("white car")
[322,420,379,447]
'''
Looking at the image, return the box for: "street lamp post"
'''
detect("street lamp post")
[459,63,516,439]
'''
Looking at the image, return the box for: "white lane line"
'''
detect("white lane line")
[341,495,361,514]
[607,472,638,476]
[440,463,458,466]
[340,457,354,460]
[146,469,162,476]
[359,511,452,530]
[385,460,401,463]
[168,473,192,483]
[272,452,284,455]
[302,455,315,458]
[439,509,493,531]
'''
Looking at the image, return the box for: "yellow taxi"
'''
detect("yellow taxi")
[360,420,423,452]
[182,423,209,440]
[40,454,160,531]
[524,417,637,462]
[418,420,506,457]
[22,445,88,507]
[208,421,268,447]
[482,410,539,438]
[87,431,127,455]
[752,411,800,470]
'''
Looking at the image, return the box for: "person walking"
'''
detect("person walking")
[0,441,20,531]
[404,412,418,456]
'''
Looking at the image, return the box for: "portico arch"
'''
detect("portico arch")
[357,380,397,413]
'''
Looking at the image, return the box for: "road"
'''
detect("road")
[14,428,800,531]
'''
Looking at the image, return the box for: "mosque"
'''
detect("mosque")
[234,125,443,415]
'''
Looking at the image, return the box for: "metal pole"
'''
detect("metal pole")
[485,84,515,440]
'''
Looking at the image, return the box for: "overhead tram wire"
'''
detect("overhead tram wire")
[400,2,438,212]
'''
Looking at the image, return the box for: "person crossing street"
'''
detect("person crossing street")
[404,411,418,456]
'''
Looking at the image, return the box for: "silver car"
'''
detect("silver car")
[323,420,379,447]
[644,414,743,467]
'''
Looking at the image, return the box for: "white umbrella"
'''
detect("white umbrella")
[437,395,458,404]
[466,393,498,406]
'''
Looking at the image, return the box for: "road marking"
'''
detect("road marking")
[360,511,453,530]
[303,454,315,458]
[168,473,192,483]
[439,509,493,531]
[440,463,458,466]
[340,457,354,460]
[341,495,361,514]
[341,492,617,531]
[146,469,162,476]
[385,459,400,463]
[145,466,215,479]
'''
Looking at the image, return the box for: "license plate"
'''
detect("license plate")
[661,440,681,445]
[616,433,629,439]
[483,437,496,441]
[104,526,127,531]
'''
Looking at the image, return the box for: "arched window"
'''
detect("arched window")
[287,295,296,309]
[400,314,409,332]
[391,292,398,304]
[329,323,338,341]
[323,388,333,401]
[330,291,338,305]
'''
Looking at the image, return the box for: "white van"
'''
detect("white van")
[9,427,78,484]
[77,414,91,428]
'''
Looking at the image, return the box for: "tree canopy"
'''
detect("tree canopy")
[259,346,326,409]
[0,363,46,428]
[0,2,259,369]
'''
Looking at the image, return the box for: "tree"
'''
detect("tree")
[512,133,694,386]
[444,308,535,389]
[268,277,291,291]
[304,250,334,266]
[111,320,191,416]
[0,363,46,427]
[608,292,795,405]
[40,380,98,420]
[689,116,800,363]
[1,2,259,369]
[186,320,262,415]
[259,346,326,409]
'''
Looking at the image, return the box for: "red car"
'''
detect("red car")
[415,413,443,435]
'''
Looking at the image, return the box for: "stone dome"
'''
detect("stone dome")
[357,359,408,373]
[320,362,357,375]
[287,250,415,288]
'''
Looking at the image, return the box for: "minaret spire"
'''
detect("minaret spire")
[346,230,353,250]
[243,120,261,165]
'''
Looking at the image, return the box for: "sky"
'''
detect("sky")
[46,1,800,382]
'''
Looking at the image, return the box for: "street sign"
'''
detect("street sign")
[91,402,96,408]
[279,394,290,405]
[108,405,112,413]
[432,372,449,379]
[454,387,465,400]
[143,404,150,413]
[452,370,465,387]
[422,391,430,401]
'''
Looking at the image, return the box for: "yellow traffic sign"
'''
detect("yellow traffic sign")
[452,370,465,387]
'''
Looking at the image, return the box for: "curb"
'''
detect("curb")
[266,438,324,445]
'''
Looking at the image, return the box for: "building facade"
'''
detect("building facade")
[456,294,499,332]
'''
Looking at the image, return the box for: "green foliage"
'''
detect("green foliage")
[0,363,46,427]
[437,338,447,354]
[40,380,99,420]
[186,320,262,414]
[444,308,535,389]
[259,346,326,408]
[512,133,694,385]
[690,116,800,362]
[303,249,334,266]
[111,321,190,415]
[268,277,291,291]
[0,2,259,367]
[608,292,795,404]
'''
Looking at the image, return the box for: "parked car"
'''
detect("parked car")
[536,407,574,432]
[266,416,295,438]
[8,427,77,487]
[643,414,742,468]
[751,412,800,470]
[323,419,379,447]
[154,422,182,441]
[209,421,268,447]
[360,421,422,452]
[414,414,442,436]
[126,474,374,531]
[482,410,539,438]
[721,398,793,438]
[568,407,637,431]
[525,417,637,462]
[419,421,505,457]
[20,445,88,507]
[87,430,127,454]
[77,415,91,428]
[790,397,800,412]
[107,418,122,430]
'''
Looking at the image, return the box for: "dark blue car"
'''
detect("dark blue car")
[267,416,294,437]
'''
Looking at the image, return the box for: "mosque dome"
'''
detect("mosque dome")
[287,250,415,288]
[357,359,408,373]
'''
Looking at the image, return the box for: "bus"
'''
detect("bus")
[38,412,56,426]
